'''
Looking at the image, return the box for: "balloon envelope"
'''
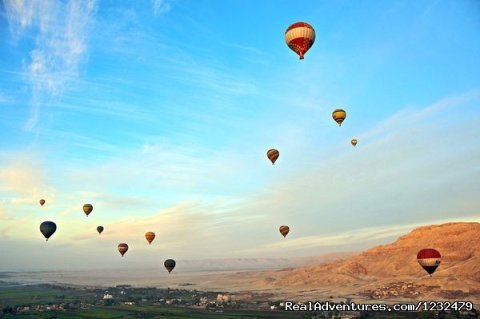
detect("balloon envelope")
[39,199,45,206]
[83,204,93,217]
[40,221,57,241]
[332,109,347,126]
[97,226,104,234]
[351,139,358,146]
[279,225,290,238]
[164,259,176,273]
[118,243,128,257]
[145,232,155,244]
[285,22,315,59]
[417,248,441,276]
[267,149,279,165]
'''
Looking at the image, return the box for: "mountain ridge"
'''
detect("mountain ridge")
[230,222,480,303]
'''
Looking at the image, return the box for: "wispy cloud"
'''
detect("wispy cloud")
[63,139,256,193]
[359,88,480,143]
[0,204,8,220]
[0,87,478,266]
[152,0,171,16]
[169,62,258,95]
[0,216,34,239]
[40,129,123,155]
[3,0,98,131]
[56,192,155,218]
[0,155,55,203]
[0,92,9,104]
[222,42,271,66]
[65,200,257,254]
[242,217,480,255]
[48,95,152,122]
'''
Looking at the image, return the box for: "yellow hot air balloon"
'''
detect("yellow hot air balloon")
[267,149,279,165]
[279,225,290,238]
[332,109,347,126]
[145,232,155,245]
[351,139,357,147]
[83,204,93,217]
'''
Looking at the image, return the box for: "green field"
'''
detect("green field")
[0,304,311,319]
[0,283,308,318]
[0,285,85,306]
[1,283,477,319]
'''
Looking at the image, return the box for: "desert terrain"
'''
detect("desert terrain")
[203,222,480,305]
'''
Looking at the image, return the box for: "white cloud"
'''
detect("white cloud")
[3,0,98,131]
[152,0,171,16]
[0,155,55,201]
[359,88,480,143]
[2,0,37,32]
[241,216,480,255]
[0,204,8,220]
[0,92,9,104]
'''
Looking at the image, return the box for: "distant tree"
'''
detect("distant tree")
[358,312,370,319]
[2,306,13,314]
[419,312,434,319]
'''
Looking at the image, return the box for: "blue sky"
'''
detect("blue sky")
[0,0,479,271]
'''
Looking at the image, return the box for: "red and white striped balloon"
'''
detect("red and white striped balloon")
[417,248,441,276]
[285,22,315,59]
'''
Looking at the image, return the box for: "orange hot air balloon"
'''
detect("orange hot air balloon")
[39,199,46,206]
[145,232,155,245]
[279,225,290,238]
[285,22,315,60]
[118,243,129,257]
[417,248,441,276]
[351,139,358,147]
[83,204,93,217]
[267,149,279,165]
[332,109,347,126]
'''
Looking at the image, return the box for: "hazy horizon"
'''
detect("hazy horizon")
[1,0,479,272]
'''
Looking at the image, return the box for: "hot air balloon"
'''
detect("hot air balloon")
[83,204,93,217]
[164,259,176,274]
[40,221,57,241]
[279,225,290,238]
[351,139,358,147]
[417,248,441,276]
[332,109,346,126]
[39,199,45,206]
[267,149,279,165]
[285,22,315,60]
[145,232,155,245]
[97,226,104,235]
[118,243,128,257]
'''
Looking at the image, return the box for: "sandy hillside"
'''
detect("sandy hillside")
[200,222,480,304]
